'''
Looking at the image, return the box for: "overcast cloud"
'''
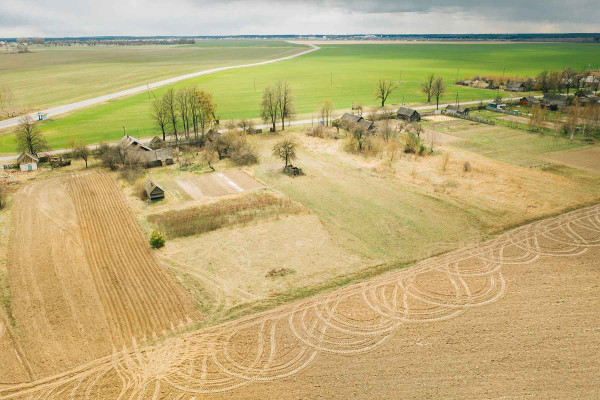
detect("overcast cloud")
[0,0,598,37]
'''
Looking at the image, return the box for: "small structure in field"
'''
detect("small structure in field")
[145,179,165,200]
[149,136,166,149]
[445,104,469,116]
[284,164,304,177]
[520,96,540,107]
[396,107,421,122]
[17,152,39,172]
[506,81,525,92]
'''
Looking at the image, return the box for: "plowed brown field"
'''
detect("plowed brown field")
[1,204,598,399]
[3,173,196,380]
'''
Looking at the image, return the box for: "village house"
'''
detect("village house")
[542,94,568,110]
[396,107,421,122]
[144,179,165,200]
[340,113,375,130]
[118,134,173,167]
[17,152,39,172]
[520,96,540,107]
[505,81,526,92]
[574,90,599,105]
[445,104,470,116]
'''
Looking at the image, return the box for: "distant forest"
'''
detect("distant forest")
[1,33,599,45]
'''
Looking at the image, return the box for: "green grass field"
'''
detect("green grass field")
[0,40,305,111]
[1,42,598,153]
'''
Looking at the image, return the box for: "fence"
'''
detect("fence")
[445,111,495,125]
[485,105,520,116]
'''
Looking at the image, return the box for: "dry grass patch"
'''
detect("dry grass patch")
[148,193,305,239]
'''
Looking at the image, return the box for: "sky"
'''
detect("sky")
[0,0,598,37]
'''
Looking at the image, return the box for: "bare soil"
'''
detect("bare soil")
[3,173,197,379]
[2,204,598,399]
[176,169,264,200]
[543,147,600,174]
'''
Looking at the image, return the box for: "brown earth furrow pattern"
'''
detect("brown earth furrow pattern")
[1,203,598,399]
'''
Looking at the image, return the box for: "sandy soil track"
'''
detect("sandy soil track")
[1,204,598,399]
[4,173,196,380]
[176,170,264,200]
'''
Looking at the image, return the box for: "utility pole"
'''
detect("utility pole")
[123,126,126,136]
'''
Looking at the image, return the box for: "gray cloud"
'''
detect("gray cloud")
[0,0,598,37]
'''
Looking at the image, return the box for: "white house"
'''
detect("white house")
[17,152,39,171]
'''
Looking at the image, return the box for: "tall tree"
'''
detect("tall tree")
[163,88,179,145]
[261,85,278,132]
[176,88,191,139]
[562,67,578,96]
[375,79,398,107]
[151,98,169,141]
[421,73,435,102]
[431,77,446,110]
[320,99,334,126]
[70,140,90,168]
[276,81,295,130]
[548,70,563,93]
[197,90,216,139]
[536,70,549,93]
[15,115,48,155]
[272,137,297,167]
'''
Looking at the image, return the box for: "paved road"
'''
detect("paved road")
[0,43,320,131]
[0,97,529,164]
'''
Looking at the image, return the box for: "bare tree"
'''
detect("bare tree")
[431,77,446,110]
[70,140,90,168]
[238,119,255,133]
[377,119,395,142]
[536,70,550,93]
[176,88,192,140]
[196,89,216,140]
[427,129,438,153]
[562,67,578,96]
[201,149,218,171]
[548,70,563,93]
[375,79,398,107]
[261,85,278,132]
[276,81,295,130]
[350,122,370,152]
[530,104,547,130]
[421,73,435,103]
[151,98,169,141]
[163,88,179,145]
[320,99,334,126]
[15,115,48,155]
[272,138,297,167]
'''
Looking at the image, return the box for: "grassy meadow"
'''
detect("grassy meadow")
[0,40,305,111]
[1,42,599,153]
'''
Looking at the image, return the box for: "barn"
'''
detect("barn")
[396,107,420,122]
[445,104,469,115]
[339,113,375,130]
[17,152,39,172]
[506,82,525,92]
[145,179,165,200]
[520,96,540,107]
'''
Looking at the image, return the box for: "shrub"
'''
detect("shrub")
[306,125,326,138]
[441,152,451,172]
[266,267,295,278]
[149,231,165,249]
[463,161,471,172]
[404,131,420,154]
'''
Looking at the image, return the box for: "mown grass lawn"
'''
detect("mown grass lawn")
[1,42,598,153]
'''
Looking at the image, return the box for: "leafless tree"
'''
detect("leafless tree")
[261,85,279,132]
[70,140,90,168]
[377,119,395,142]
[194,89,216,140]
[15,115,48,155]
[163,88,179,145]
[238,119,255,133]
[562,67,578,96]
[176,88,192,139]
[431,77,446,110]
[276,81,295,130]
[272,138,298,167]
[151,98,169,141]
[320,99,334,126]
[375,79,398,107]
[201,149,218,171]
[548,70,563,93]
[421,73,435,102]
[350,122,370,152]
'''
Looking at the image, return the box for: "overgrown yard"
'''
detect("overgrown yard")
[148,193,305,238]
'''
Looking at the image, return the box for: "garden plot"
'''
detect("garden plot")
[176,169,264,200]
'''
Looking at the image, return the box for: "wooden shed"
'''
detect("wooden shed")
[145,180,165,200]
[396,107,421,122]
[17,152,39,172]
[445,104,469,115]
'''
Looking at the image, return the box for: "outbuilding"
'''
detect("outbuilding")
[145,179,165,200]
[17,152,39,172]
[520,96,540,107]
[445,104,469,115]
[396,107,421,122]
[506,82,525,92]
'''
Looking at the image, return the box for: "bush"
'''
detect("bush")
[306,125,326,138]
[404,131,421,154]
[149,231,165,249]
[463,161,471,172]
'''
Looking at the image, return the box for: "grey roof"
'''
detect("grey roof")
[118,134,152,151]
[341,113,362,124]
[506,81,525,89]
[446,104,467,113]
[142,147,174,163]
[396,107,419,117]
[17,152,39,164]
[358,118,374,130]
[145,179,164,197]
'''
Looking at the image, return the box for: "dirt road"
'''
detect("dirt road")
[1,204,598,399]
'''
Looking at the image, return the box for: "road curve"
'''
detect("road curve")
[0,43,320,131]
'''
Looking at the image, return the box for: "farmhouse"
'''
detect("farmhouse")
[396,107,421,122]
[506,81,525,92]
[17,152,39,172]
[520,96,540,107]
[575,90,599,105]
[145,179,165,200]
[542,94,567,110]
[119,134,173,167]
[445,104,469,115]
[340,113,375,130]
